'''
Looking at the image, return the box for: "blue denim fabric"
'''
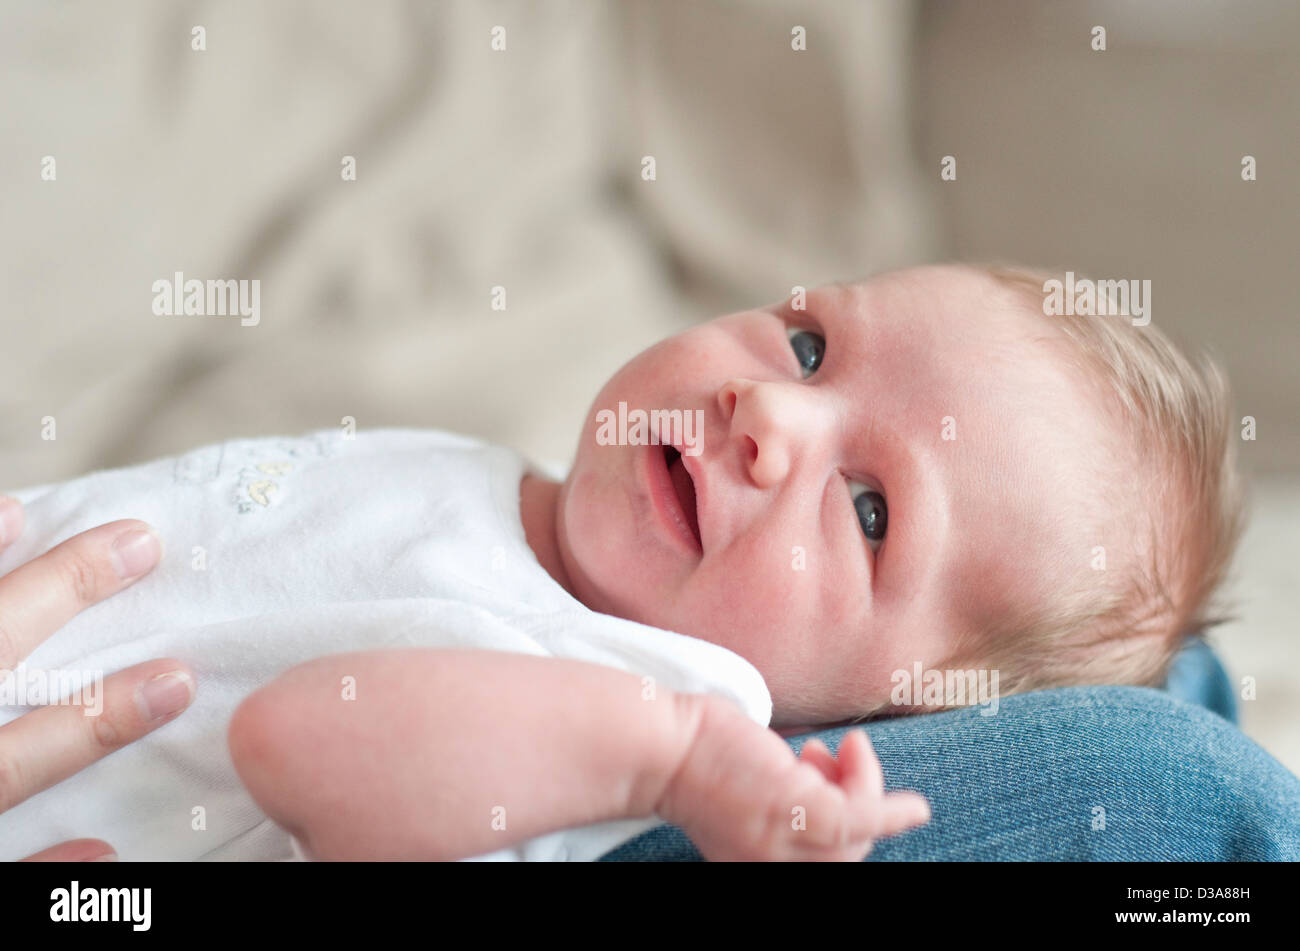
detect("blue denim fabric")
[1163,636,1238,725]
[600,638,1300,860]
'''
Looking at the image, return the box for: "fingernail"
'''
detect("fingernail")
[137,671,195,721]
[89,851,119,862]
[111,528,162,579]
[0,497,21,545]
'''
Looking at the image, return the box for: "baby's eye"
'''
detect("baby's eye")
[787,327,825,379]
[846,478,887,552]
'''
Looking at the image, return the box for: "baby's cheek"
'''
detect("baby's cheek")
[692,547,811,642]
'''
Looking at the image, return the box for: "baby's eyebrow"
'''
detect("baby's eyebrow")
[769,296,807,320]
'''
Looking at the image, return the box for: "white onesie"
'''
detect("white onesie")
[0,428,771,861]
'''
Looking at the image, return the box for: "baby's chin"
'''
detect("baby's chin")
[766,691,846,730]
[762,666,895,730]
[769,701,856,732]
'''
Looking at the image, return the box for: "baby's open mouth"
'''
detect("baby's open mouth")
[663,445,701,548]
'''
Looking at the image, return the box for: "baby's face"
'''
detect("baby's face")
[556,265,1116,726]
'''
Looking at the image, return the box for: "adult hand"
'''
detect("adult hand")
[0,495,195,861]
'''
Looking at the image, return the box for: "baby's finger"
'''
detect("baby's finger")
[837,729,884,803]
[0,519,162,670]
[789,778,858,856]
[797,738,839,783]
[0,497,24,555]
[0,658,194,815]
[20,838,117,862]
[875,791,933,838]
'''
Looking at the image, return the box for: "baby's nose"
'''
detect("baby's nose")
[717,378,828,488]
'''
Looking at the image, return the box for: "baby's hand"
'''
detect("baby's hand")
[657,695,931,861]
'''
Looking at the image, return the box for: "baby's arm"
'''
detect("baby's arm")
[227,648,695,860]
[229,647,930,861]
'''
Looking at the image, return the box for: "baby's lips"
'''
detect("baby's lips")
[678,450,708,553]
[654,415,710,554]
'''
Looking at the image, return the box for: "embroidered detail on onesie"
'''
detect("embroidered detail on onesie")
[232,466,288,512]
[226,432,343,514]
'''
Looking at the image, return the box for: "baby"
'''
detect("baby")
[0,263,1241,862]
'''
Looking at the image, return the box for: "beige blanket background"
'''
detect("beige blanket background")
[2,1,1296,772]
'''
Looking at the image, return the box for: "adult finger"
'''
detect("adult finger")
[0,519,162,670]
[0,658,194,815]
[20,838,117,862]
[0,497,25,556]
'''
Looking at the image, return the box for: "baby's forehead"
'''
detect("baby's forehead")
[809,269,1054,395]
[779,266,1123,480]
[834,270,1130,598]
[823,265,1030,329]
